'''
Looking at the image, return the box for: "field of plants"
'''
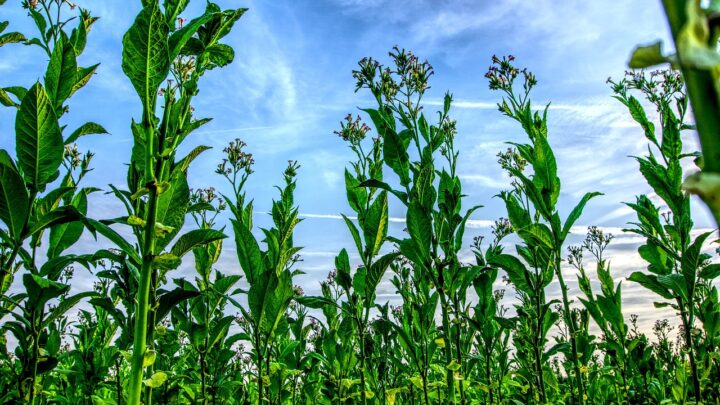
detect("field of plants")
[1,0,720,404]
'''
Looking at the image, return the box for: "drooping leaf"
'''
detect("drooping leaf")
[628,272,673,300]
[143,371,167,388]
[170,228,226,258]
[48,190,90,258]
[0,161,28,240]
[560,192,602,242]
[155,174,189,250]
[629,41,668,69]
[65,122,108,144]
[15,82,64,192]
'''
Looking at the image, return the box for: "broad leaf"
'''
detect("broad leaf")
[121,3,170,110]
[0,161,28,240]
[15,82,64,192]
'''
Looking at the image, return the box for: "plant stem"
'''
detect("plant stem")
[127,122,159,405]
[661,0,720,227]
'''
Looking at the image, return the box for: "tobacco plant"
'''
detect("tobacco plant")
[3,1,720,402]
[333,112,398,403]
[610,69,715,402]
[486,55,601,404]
[349,47,482,404]
[570,227,637,403]
[466,223,515,404]
[629,0,720,227]
[0,2,107,403]
[88,2,245,403]
[220,139,303,404]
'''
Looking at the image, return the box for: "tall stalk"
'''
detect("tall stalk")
[120,3,245,404]
[486,55,600,403]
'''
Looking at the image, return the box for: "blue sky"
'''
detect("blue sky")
[1,1,715,331]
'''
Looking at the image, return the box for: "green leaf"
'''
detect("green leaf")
[28,205,83,237]
[488,253,531,294]
[156,287,200,321]
[560,192,602,242]
[0,31,25,47]
[65,122,108,144]
[164,0,190,25]
[0,161,28,240]
[335,248,352,291]
[153,253,181,270]
[342,214,364,260]
[121,2,170,110]
[72,64,99,95]
[142,350,157,367]
[170,228,226,258]
[175,145,211,174]
[700,263,720,280]
[629,41,668,69]
[0,87,17,107]
[363,252,399,306]
[295,295,336,309]
[625,96,657,145]
[407,200,431,264]
[532,134,559,205]
[681,231,712,290]
[15,82,64,192]
[362,191,388,257]
[155,174,189,250]
[43,291,95,327]
[85,219,141,264]
[500,191,530,232]
[48,190,90,258]
[205,43,235,68]
[23,273,69,311]
[168,12,214,60]
[231,218,263,284]
[344,169,365,214]
[44,34,77,112]
[628,272,673,300]
[381,127,411,187]
[657,273,689,302]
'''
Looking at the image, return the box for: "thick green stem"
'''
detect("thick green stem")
[661,0,720,227]
[127,184,159,405]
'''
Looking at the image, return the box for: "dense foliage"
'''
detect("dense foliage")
[0,1,719,404]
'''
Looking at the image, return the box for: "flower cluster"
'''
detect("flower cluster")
[567,245,584,269]
[216,138,254,176]
[607,69,684,115]
[334,114,371,145]
[497,147,528,175]
[582,226,613,261]
[492,217,513,241]
[485,55,536,93]
[190,187,227,212]
[390,46,433,95]
[352,46,433,103]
